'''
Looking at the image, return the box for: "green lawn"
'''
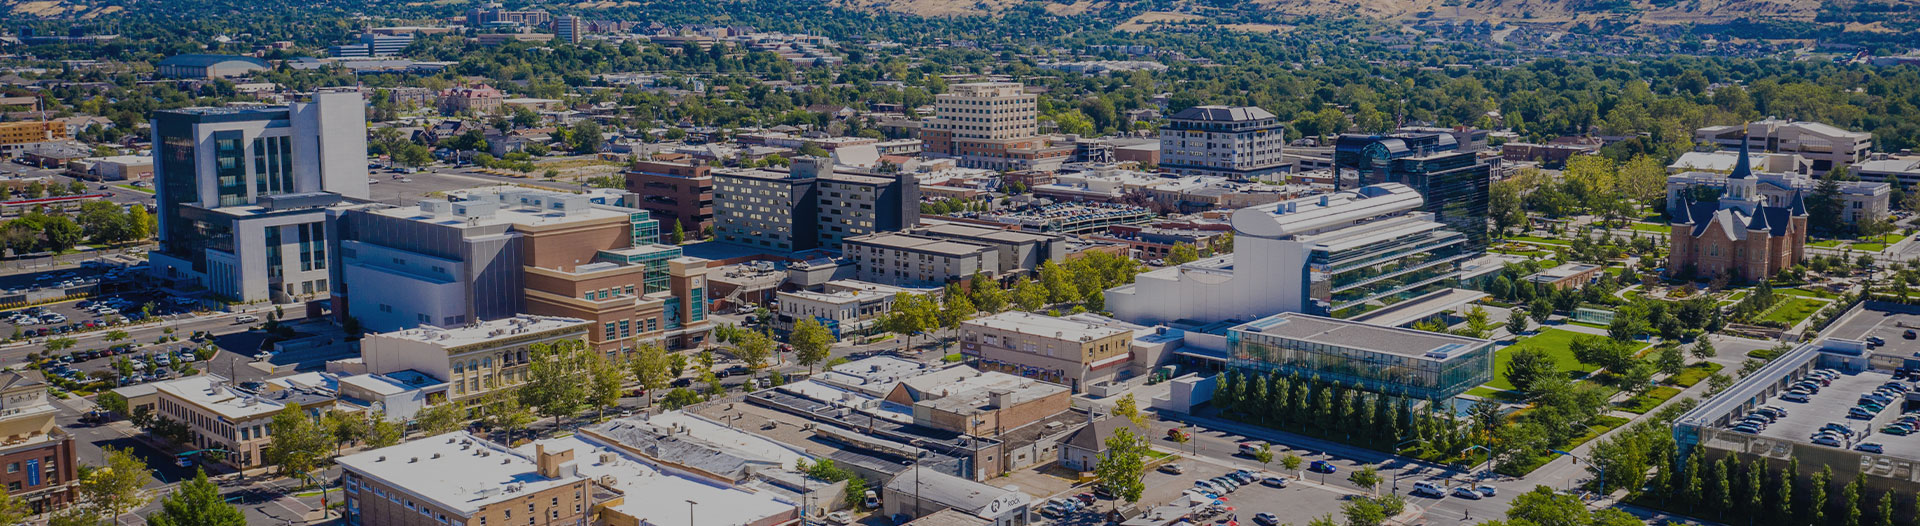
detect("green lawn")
[1483,329,1603,392]
[1808,239,1845,248]
[1757,296,1826,327]
[1848,233,1906,252]
[1779,288,1839,300]
[1616,386,1684,414]
[1627,223,1669,233]
[1508,235,1571,246]
[115,184,154,194]
[1666,362,1724,387]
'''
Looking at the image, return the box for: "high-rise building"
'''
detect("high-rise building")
[920,82,1071,172]
[553,15,583,44]
[1158,105,1286,180]
[712,158,919,251]
[1334,132,1491,253]
[148,90,369,303]
[1106,184,1473,324]
[622,159,714,239]
[328,33,415,57]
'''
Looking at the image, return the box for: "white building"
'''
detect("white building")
[1106,183,1475,325]
[883,467,1031,526]
[359,315,590,406]
[147,89,370,303]
[1695,119,1872,174]
[1159,105,1287,180]
[774,280,936,333]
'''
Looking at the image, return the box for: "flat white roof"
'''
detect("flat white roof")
[152,375,287,420]
[522,434,795,526]
[338,431,584,516]
[962,311,1131,342]
[369,315,589,348]
[638,412,806,469]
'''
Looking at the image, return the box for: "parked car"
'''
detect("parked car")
[1254,512,1282,526]
[1857,443,1885,454]
[1261,476,1289,488]
[1159,463,1185,475]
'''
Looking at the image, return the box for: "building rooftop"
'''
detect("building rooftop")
[1527,262,1602,282]
[914,221,1057,244]
[1168,105,1277,122]
[963,311,1131,342]
[1230,183,1425,240]
[884,467,1029,519]
[339,432,585,516]
[847,233,993,257]
[340,371,446,396]
[369,315,589,348]
[152,374,327,420]
[525,433,796,526]
[895,366,1038,402]
[380,187,637,229]
[1232,312,1491,361]
[916,381,1067,416]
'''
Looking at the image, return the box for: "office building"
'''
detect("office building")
[1696,119,1872,174]
[774,280,933,334]
[1667,140,1808,282]
[1668,150,1812,176]
[0,372,75,513]
[920,82,1071,172]
[959,312,1134,392]
[361,315,589,409]
[1334,132,1492,252]
[1854,156,1920,185]
[553,15,583,44]
[1227,312,1494,400]
[466,3,552,28]
[1667,166,1888,225]
[148,90,370,303]
[883,467,1032,526]
[1158,105,1286,180]
[1107,184,1474,324]
[155,54,270,79]
[842,233,997,287]
[149,374,338,468]
[342,187,712,351]
[623,159,714,239]
[338,432,589,526]
[713,158,919,251]
[329,33,415,57]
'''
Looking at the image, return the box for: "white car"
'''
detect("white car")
[235,315,258,323]
[826,511,854,525]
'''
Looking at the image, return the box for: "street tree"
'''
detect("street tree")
[1093,427,1148,505]
[522,340,592,428]
[732,329,774,372]
[1347,465,1382,494]
[264,403,332,478]
[1690,338,1717,360]
[789,317,834,373]
[145,470,244,526]
[631,344,673,406]
[1112,393,1145,428]
[414,403,466,436]
[586,351,628,419]
[81,447,151,524]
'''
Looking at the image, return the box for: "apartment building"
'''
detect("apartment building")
[0,372,76,513]
[339,432,589,526]
[842,233,998,287]
[1159,105,1287,180]
[622,159,713,238]
[814,165,921,249]
[148,90,370,303]
[959,312,1134,392]
[150,374,337,468]
[1108,183,1473,324]
[1696,119,1872,174]
[920,82,1070,172]
[713,165,820,251]
[362,315,589,409]
[553,15,583,44]
[0,121,67,158]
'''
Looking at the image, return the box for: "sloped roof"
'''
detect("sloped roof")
[1062,416,1145,452]
[1169,105,1275,122]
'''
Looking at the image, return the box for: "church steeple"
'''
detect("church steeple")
[1729,124,1753,180]
[1723,122,1762,215]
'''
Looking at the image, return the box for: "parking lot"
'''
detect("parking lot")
[1826,306,1920,343]
[1035,453,1372,526]
[3,288,201,339]
[1749,369,1920,454]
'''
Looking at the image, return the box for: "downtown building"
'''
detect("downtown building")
[148,89,369,303]
[919,82,1072,172]
[1334,131,1492,253]
[1158,105,1287,180]
[622,159,714,239]
[338,187,713,352]
[1696,119,1872,175]
[1106,183,1475,325]
[711,158,919,252]
[0,372,76,513]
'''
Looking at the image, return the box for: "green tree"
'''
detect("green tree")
[1346,464,1382,494]
[631,344,673,405]
[0,491,25,526]
[81,447,152,523]
[882,292,938,349]
[1165,243,1200,265]
[1504,348,1557,395]
[1657,344,1686,375]
[1112,393,1145,428]
[365,416,403,449]
[1529,298,1554,324]
[1505,310,1530,336]
[586,351,628,419]
[414,403,466,436]
[1012,277,1048,311]
[1462,306,1496,339]
[1093,427,1148,505]
[1341,496,1387,526]
[264,404,332,478]
[520,340,590,428]
[145,470,244,526]
[670,222,686,244]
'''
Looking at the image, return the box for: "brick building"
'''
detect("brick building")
[1667,139,1808,281]
[622,159,714,239]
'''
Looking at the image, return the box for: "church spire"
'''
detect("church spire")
[1729,122,1753,180]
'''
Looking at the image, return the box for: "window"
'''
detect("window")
[5,463,14,473]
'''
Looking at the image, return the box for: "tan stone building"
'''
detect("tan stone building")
[0,372,76,513]
[919,82,1070,172]
[149,374,337,468]
[361,315,591,409]
[958,312,1134,392]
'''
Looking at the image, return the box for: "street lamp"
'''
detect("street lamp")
[1549,449,1602,500]
[1461,445,1493,481]
[1391,438,1426,494]
[686,499,696,526]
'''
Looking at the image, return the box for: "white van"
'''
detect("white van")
[1412,481,1443,497]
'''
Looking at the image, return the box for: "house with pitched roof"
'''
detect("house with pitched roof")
[1666,134,1809,282]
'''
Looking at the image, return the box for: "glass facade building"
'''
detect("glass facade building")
[1335,133,1492,253]
[1227,313,1494,400]
[1314,224,1470,318]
